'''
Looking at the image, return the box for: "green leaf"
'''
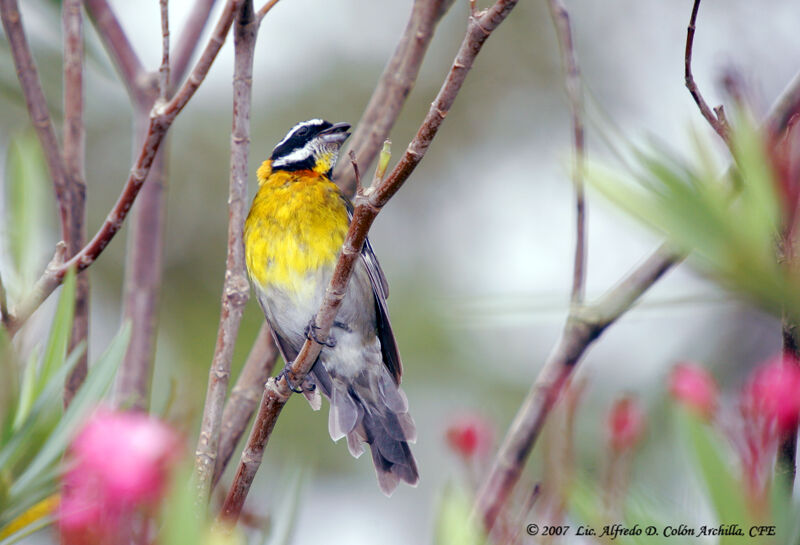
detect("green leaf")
[11,346,41,432]
[675,408,752,543]
[8,322,129,503]
[160,464,206,545]
[4,134,49,293]
[36,268,76,398]
[434,483,486,545]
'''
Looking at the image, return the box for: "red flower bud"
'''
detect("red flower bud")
[445,413,494,460]
[744,355,800,435]
[607,396,646,451]
[669,362,718,419]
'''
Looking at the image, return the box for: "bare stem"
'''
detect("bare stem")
[255,0,280,23]
[5,0,246,338]
[193,0,259,505]
[684,0,730,145]
[0,271,8,330]
[220,0,521,523]
[61,0,89,407]
[212,323,278,488]
[159,0,170,101]
[546,0,586,304]
[332,0,455,197]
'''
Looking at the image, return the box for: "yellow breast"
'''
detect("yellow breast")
[244,161,349,295]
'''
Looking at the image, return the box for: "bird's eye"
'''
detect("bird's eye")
[297,126,310,137]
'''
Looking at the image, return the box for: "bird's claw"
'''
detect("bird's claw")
[277,364,306,394]
[305,319,336,347]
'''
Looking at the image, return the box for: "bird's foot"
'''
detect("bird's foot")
[305,318,337,347]
[277,363,315,394]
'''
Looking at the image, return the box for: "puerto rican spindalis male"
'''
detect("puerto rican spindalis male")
[243,119,418,494]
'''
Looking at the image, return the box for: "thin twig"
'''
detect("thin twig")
[0,0,71,239]
[84,0,151,106]
[348,150,361,191]
[546,0,586,304]
[332,0,455,197]
[220,0,521,523]
[213,323,278,488]
[61,0,89,407]
[255,0,280,23]
[171,0,217,91]
[4,0,246,338]
[684,0,730,145]
[159,0,170,102]
[193,0,259,505]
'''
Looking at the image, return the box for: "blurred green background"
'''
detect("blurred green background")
[1,0,799,543]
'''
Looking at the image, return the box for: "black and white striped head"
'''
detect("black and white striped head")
[270,119,351,177]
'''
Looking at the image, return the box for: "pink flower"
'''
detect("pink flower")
[743,354,800,434]
[445,413,494,460]
[607,396,646,451]
[669,362,718,419]
[59,408,180,544]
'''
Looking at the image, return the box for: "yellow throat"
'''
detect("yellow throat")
[244,160,349,295]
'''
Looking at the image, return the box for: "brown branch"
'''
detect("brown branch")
[84,0,151,106]
[332,0,455,197]
[171,0,217,90]
[220,0,521,523]
[255,0,280,23]
[111,0,174,412]
[212,324,278,488]
[4,0,246,338]
[193,0,259,505]
[0,0,71,240]
[62,0,89,408]
[546,0,586,304]
[115,143,167,411]
[159,0,170,102]
[684,0,730,145]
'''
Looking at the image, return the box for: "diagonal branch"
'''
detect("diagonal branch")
[546,0,586,304]
[220,0,522,523]
[332,0,455,197]
[4,0,246,338]
[84,0,151,106]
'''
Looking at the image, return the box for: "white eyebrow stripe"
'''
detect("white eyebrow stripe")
[274,118,326,149]
[271,145,313,168]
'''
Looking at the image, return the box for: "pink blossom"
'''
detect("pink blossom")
[743,354,800,434]
[59,408,180,544]
[607,396,646,451]
[669,362,718,419]
[445,413,494,460]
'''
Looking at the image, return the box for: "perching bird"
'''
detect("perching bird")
[243,119,418,495]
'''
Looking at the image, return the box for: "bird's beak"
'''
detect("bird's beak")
[319,122,351,145]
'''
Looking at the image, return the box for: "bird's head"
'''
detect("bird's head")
[269,119,351,178]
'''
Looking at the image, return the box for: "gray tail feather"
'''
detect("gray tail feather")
[312,366,418,495]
